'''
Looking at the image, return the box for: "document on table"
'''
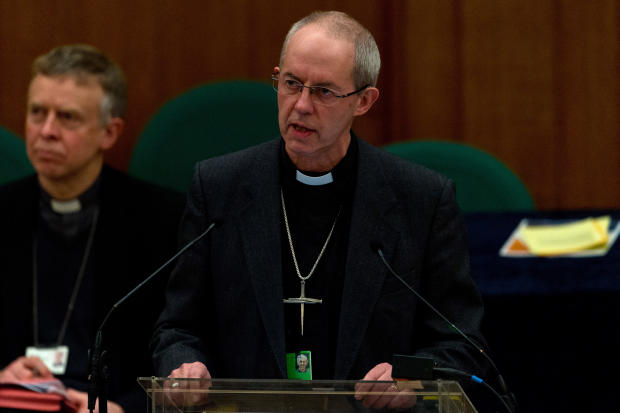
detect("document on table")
[500,215,620,257]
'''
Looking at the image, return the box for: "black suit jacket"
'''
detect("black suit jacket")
[152,136,489,381]
[0,166,184,411]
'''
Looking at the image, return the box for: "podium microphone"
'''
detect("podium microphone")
[370,242,517,413]
[88,221,217,413]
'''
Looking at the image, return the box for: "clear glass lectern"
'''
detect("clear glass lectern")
[138,377,477,413]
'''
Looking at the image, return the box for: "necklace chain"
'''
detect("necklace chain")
[280,188,341,282]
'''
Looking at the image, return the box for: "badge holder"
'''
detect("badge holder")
[25,345,70,375]
[286,351,312,380]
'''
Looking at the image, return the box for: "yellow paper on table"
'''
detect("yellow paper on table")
[520,216,610,256]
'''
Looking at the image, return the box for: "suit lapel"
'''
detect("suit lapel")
[334,140,404,379]
[237,141,287,377]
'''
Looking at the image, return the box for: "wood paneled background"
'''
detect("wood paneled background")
[1,0,618,209]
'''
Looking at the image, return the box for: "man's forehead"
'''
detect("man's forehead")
[27,75,104,117]
[287,24,354,54]
[28,74,103,99]
[30,74,102,93]
[281,27,355,86]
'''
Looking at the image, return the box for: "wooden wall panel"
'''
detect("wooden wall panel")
[460,1,558,207]
[0,0,618,209]
[553,0,620,209]
[394,1,463,141]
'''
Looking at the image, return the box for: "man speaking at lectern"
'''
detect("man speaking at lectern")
[152,10,491,408]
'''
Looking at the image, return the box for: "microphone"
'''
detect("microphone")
[370,242,517,413]
[87,221,217,413]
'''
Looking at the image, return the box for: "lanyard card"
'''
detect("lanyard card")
[286,350,312,380]
[25,345,69,375]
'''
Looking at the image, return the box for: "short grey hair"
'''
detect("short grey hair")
[31,44,127,124]
[279,11,381,89]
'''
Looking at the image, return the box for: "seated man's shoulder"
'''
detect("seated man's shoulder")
[102,165,185,207]
[0,174,37,197]
[100,166,185,233]
[0,175,38,217]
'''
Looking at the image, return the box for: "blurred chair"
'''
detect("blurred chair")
[129,80,279,193]
[383,140,534,212]
[0,126,33,186]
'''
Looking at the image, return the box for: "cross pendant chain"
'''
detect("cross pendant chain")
[281,189,341,336]
[283,280,322,335]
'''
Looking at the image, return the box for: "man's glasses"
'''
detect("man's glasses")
[272,75,369,106]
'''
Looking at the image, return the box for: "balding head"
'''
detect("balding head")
[279,11,381,89]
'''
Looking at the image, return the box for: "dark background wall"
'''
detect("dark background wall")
[0,0,618,210]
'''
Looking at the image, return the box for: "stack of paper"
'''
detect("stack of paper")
[500,215,620,257]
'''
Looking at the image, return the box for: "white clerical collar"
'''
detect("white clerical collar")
[50,198,82,214]
[296,170,334,186]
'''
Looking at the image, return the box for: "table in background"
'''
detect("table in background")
[465,210,620,413]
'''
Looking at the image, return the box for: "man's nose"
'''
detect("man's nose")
[40,113,60,137]
[293,87,314,113]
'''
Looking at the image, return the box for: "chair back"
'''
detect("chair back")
[0,126,33,186]
[129,80,279,192]
[383,140,534,212]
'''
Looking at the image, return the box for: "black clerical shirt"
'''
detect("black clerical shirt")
[35,178,100,392]
[280,138,358,379]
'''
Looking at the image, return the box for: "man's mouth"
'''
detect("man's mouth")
[34,148,63,160]
[291,123,314,133]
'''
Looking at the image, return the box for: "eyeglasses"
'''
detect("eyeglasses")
[272,75,369,106]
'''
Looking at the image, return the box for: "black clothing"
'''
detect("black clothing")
[152,134,490,383]
[0,166,184,412]
[280,139,358,378]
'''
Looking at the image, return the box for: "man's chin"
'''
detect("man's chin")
[34,165,68,180]
[284,136,308,150]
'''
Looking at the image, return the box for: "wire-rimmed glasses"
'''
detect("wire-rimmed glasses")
[272,75,369,106]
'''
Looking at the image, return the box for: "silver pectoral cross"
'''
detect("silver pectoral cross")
[283,280,322,336]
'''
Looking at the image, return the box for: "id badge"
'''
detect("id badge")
[25,345,69,375]
[286,350,312,380]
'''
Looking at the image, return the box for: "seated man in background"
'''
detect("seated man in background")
[0,44,184,412]
[152,10,499,410]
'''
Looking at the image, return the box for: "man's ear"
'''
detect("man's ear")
[100,117,124,151]
[354,87,379,117]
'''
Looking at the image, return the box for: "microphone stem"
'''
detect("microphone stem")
[88,221,216,413]
[376,248,510,396]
